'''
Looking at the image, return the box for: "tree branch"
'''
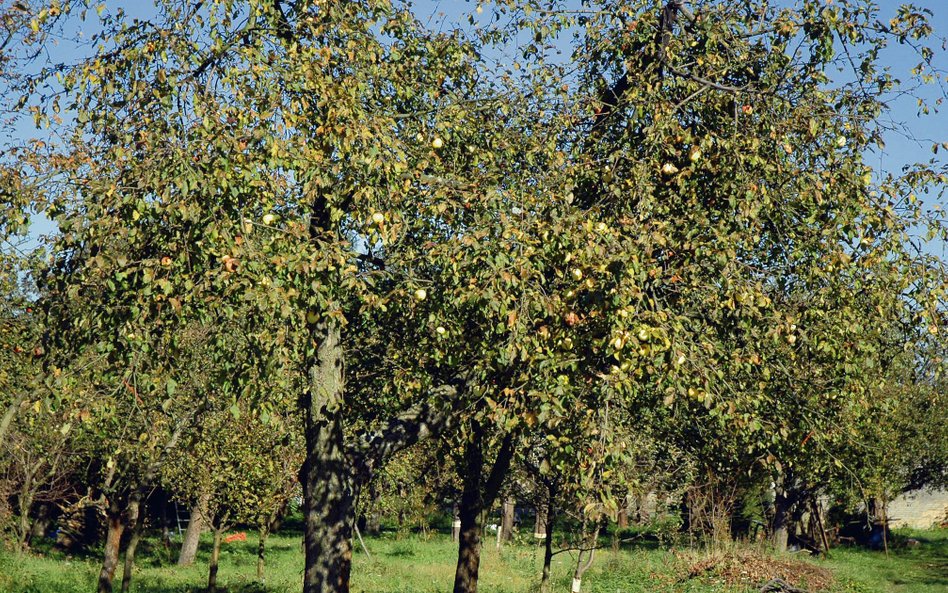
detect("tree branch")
[351,384,461,481]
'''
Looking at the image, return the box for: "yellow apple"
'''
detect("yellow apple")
[306,310,319,324]
[432,137,444,149]
[262,213,276,225]
[414,288,427,301]
[571,268,583,281]
[371,212,385,224]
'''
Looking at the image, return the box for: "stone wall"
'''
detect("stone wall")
[887,488,948,529]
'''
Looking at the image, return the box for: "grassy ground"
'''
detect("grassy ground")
[0,528,944,593]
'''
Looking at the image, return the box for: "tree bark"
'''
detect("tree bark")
[120,497,145,593]
[257,528,269,581]
[298,315,461,593]
[570,524,600,593]
[29,502,53,543]
[500,497,515,544]
[773,489,791,553]
[454,466,483,593]
[97,500,126,593]
[302,320,357,593]
[207,520,224,593]
[539,491,556,593]
[452,501,461,543]
[16,465,37,551]
[452,426,515,593]
[178,493,209,566]
[534,504,547,539]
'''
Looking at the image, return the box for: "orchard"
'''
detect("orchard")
[1,2,946,593]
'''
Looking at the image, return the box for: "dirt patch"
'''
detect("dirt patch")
[684,549,834,591]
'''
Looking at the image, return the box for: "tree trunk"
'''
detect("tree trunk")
[257,528,269,582]
[452,425,515,593]
[120,498,145,593]
[539,493,555,593]
[773,489,790,553]
[617,507,629,530]
[178,493,209,566]
[500,497,515,544]
[534,504,547,539]
[16,466,36,551]
[302,320,357,593]
[30,502,53,542]
[570,524,599,593]
[160,498,173,549]
[98,502,126,593]
[453,478,483,593]
[452,502,461,543]
[207,521,223,593]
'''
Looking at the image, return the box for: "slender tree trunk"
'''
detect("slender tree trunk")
[178,493,209,566]
[500,497,515,544]
[120,498,145,593]
[207,520,224,593]
[617,507,629,530]
[257,528,269,581]
[452,425,515,593]
[161,498,172,549]
[452,501,462,543]
[811,497,830,558]
[570,524,599,593]
[16,466,36,551]
[539,494,555,593]
[30,502,52,542]
[98,501,126,593]
[534,504,547,539]
[773,489,790,553]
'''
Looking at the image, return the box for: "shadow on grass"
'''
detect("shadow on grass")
[131,577,289,593]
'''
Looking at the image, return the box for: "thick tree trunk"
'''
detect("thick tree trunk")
[257,528,269,581]
[454,483,483,593]
[178,494,209,566]
[500,497,515,544]
[298,315,459,593]
[120,498,145,593]
[207,521,223,593]
[97,502,126,593]
[302,320,356,593]
[452,426,515,593]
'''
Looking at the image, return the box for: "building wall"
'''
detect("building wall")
[887,488,948,529]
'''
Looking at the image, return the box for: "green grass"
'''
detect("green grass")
[0,528,945,593]
[816,528,948,593]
